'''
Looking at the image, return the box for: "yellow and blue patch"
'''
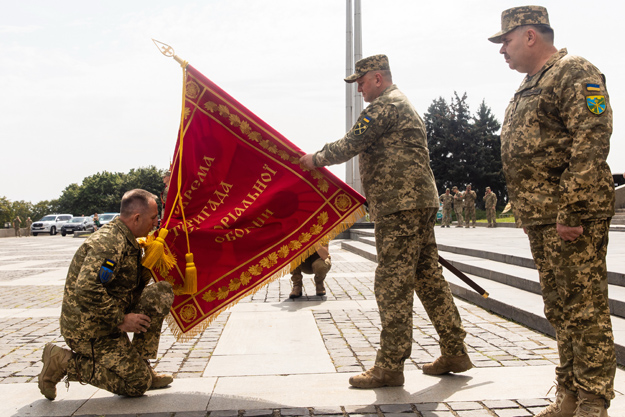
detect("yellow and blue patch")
[586,95,606,115]
[98,259,116,284]
[353,116,371,136]
[586,83,601,92]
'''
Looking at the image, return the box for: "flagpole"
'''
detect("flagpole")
[352,0,363,194]
[345,0,354,189]
[152,39,188,68]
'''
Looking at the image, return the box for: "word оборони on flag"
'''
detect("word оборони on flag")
[150,62,366,340]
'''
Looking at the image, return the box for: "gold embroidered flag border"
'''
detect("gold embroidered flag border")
[152,65,366,339]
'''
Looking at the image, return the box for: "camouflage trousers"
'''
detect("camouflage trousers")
[526,220,615,401]
[464,206,476,226]
[453,207,464,226]
[291,256,331,282]
[442,207,452,226]
[486,208,496,226]
[65,281,174,396]
[374,207,467,372]
[14,227,20,237]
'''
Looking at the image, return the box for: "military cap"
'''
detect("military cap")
[344,54,390,83]
[162,170,171,178]
[488,5,551,43]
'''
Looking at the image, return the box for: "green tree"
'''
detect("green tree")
[56,183,82,215]
[31,200,57,221]
[425,93,507,208]
[0,197,13,227]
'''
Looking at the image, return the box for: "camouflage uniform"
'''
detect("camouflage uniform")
[25,217,32,236]
[60,218,174,396]
[13,217,21,237]
[500,48,615,401]
[314,83,467,372]
[452,190,464,227]
[463,189,477,227]
[291,251,332,289]
[484,191,497,227]
[439,192,453,227]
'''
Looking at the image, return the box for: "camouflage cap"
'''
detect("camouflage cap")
[488,6,550,43]
[344,54,390,83]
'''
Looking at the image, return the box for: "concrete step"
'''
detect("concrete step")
[340,238,625,366]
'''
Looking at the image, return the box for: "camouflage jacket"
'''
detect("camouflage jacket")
[440,193,453,210]
[484,192,497,210]
[453,192,464,209]
[463,190,477,208]
[314,85,438,219]
[501,49,614,227]
[60,218,152,340]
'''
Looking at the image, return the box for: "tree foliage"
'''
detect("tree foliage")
[1,166,167,227]
[425,93,507,208]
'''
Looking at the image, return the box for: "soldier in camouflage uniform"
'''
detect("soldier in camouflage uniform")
[491,6,615,416]
[484,187,497,228]
[289,244,332,298]
[13,216,21,237]
[160,170,171,222]
[463,185,477,228]
[25,217,32,236]
[452,186,464,227]
[300,54,471,389]
[439,188,453,227]
[38,189,175,400]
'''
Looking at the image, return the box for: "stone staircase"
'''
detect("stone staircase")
[341,228,625,365]
[614,208,625,226]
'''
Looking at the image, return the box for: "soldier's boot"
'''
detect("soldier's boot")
[422,353,473,375]
[146,360,173,390]
[574,390,609,417]
[534,385,577,417]
[289,274,303,299]
[348,366,404,389]
[38,343,72,400]
[314,275,326,296]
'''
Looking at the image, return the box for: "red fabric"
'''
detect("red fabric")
[152,65,365,336]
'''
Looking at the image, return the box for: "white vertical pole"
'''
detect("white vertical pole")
[345,0,354,188]
[352,0,363,194]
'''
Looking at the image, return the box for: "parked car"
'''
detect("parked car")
[31,214,73,236]
[98,213,120,227]
[60,217,95,236]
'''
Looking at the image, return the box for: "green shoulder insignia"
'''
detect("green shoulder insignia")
[586,95,606,115]
[352,116,371,136]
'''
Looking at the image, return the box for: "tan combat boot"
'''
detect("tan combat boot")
[314,276,326,296]
[422,353,473,375]
[348,366,404,389]
[289,274,303,299]
[534,385,577,417]
[146,360,173,389]
[38,343,73,400]
[575,390,609,417]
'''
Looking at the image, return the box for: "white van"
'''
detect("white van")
[31,214,73,236]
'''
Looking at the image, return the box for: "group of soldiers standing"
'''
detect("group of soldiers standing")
[439,185,498,228]
[12,216,32,237]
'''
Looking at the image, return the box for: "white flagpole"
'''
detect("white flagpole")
[345,0,354,189]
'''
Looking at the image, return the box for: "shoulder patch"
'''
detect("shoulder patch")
[586,95,606,115]
[98,259,116,284]
[586,83,601,92]
[352,116,371,136]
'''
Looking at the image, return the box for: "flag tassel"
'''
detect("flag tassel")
[182,253,197,294]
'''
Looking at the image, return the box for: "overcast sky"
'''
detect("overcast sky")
[2,0,623,203]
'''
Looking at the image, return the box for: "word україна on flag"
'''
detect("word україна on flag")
[151,64,366,340]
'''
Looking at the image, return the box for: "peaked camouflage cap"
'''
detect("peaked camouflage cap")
[488,5,551,43]
[344,54,390,83]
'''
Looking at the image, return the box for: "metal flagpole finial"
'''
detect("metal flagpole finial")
[152,39,188,68]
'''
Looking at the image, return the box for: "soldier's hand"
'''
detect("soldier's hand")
[118,313,151,333]
[556,223,583,241]
[300,154,316,170]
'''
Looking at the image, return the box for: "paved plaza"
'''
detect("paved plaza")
[0,231,624,416]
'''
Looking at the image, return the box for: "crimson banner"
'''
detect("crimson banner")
[152,65,366,339]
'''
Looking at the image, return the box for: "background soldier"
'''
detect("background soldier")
[301,54,471,389]
[439,188,453,227]
[452,186,464,227]
[289,244,331,298]
[484,187,497,228]
[25,217,32,236]
[160,170,171,221]
[13,216,21,237]
[463,184,477,228]
[491,6,615,416]
[38,189,175,400]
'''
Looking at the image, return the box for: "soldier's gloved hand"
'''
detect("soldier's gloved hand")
[118,313,152,333]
